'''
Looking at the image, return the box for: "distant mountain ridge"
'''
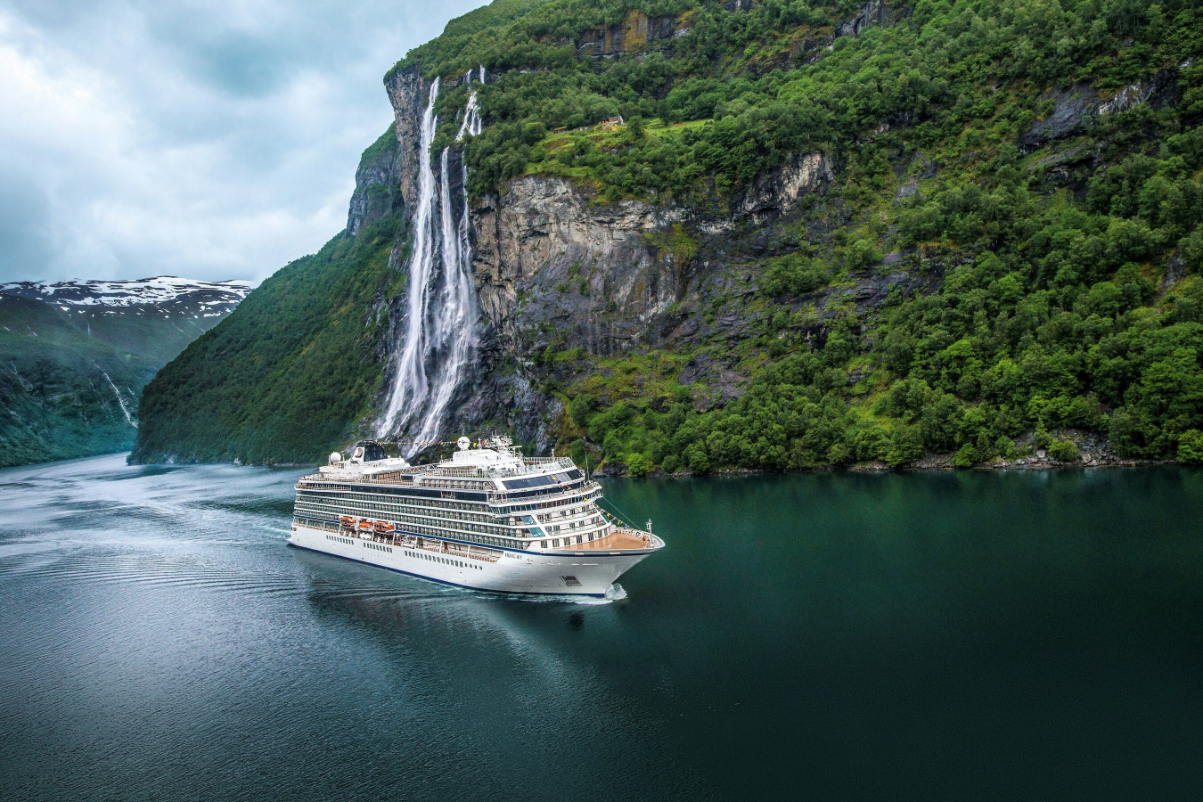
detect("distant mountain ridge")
[0,276,251,308]
[0,276,252,467]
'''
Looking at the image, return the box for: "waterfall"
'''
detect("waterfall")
[379,77,440,442]
[456,67,483,142]
[379,70,485,453]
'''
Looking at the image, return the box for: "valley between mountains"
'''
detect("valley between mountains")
[0,278,250,467]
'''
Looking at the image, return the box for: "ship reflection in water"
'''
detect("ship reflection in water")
[2,454,1202,801]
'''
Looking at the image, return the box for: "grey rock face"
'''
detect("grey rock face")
[1096,68,1182,116]
[738,153,833,222]
[1020,66,1184,153]
[894,179,919,203]
[383,68,433,217]
[471,176,686,357]
[575,11,686,59]
[1019,84,1100,151]
[346,132,404,237]
[837,0,891,38]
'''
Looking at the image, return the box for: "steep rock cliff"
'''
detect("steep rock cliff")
[383,69,433,217]
[371,65,843,451]
[472,176,685,352]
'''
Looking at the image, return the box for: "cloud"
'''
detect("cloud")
[0,0,485,284]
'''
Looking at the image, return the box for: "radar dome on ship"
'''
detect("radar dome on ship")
[457,436,471,450]
[329,452,342,465]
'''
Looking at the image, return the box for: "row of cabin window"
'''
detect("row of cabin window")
[295,500,510,538]
[300,493,604,543]
[408,551,482,570]
[307,514,513,552]
[300,493,500,527]
[494,487,601,516]
[299,490,491,516]
[305,487,600,523]
[540,530,608,549]
[306,498,595,540]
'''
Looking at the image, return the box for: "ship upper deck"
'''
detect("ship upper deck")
[307,436,579,491]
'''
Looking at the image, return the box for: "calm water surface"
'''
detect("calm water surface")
[1,455,1201,801]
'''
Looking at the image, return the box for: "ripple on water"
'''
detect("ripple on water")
[3,455,1202,802]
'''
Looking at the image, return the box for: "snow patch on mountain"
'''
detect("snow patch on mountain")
[0,276,254,308]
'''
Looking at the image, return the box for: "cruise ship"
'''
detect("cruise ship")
[288,436,664,596]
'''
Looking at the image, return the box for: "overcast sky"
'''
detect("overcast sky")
[0,0,484,285]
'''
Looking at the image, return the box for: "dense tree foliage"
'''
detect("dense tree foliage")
[389,0,1203,471]
[0,297,159,467]
[400,0,1203,204]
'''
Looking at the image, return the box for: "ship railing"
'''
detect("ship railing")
[522,456,576,468]
[486,481,602,506]
[408,537,501,563]
[613,527,661,548]
[297,517,340,533]
[467,546,501,563]
[298,466,427,484]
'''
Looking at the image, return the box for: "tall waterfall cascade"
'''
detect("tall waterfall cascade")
[379,68,486,452]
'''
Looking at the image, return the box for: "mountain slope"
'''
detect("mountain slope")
[130,220,405,464]
[133,0,1203,470]
[0,278,250,467]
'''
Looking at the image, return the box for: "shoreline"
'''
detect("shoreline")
[593,428,1192,478]
[598,456,1182,479]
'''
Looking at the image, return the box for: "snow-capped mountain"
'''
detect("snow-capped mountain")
[0,277,253,317]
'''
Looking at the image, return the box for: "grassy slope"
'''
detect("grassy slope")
[131,218,404,464]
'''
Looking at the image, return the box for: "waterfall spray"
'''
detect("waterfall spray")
[379,70,485,453]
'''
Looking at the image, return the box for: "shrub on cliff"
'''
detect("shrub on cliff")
[760,254,830,296]
[1048,439,1081,463]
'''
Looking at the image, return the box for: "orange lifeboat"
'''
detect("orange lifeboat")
[374,521,395,535]
[357,520,373,533]
[340,516,356,529]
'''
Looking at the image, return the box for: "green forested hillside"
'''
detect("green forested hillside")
[0,297,156,466]
[130,220,405,464]
[428,0,1203,471]
[134,0,1203,470]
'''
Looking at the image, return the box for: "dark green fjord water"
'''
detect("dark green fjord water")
[2,455,1202,801]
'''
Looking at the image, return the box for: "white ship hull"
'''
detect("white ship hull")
[288,523,651,597]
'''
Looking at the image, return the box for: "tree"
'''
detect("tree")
[953,443,978,468]
[885,424,924,467]
[686,443,710,474]
[1179,430,1203,464]
[627,115,646,141]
